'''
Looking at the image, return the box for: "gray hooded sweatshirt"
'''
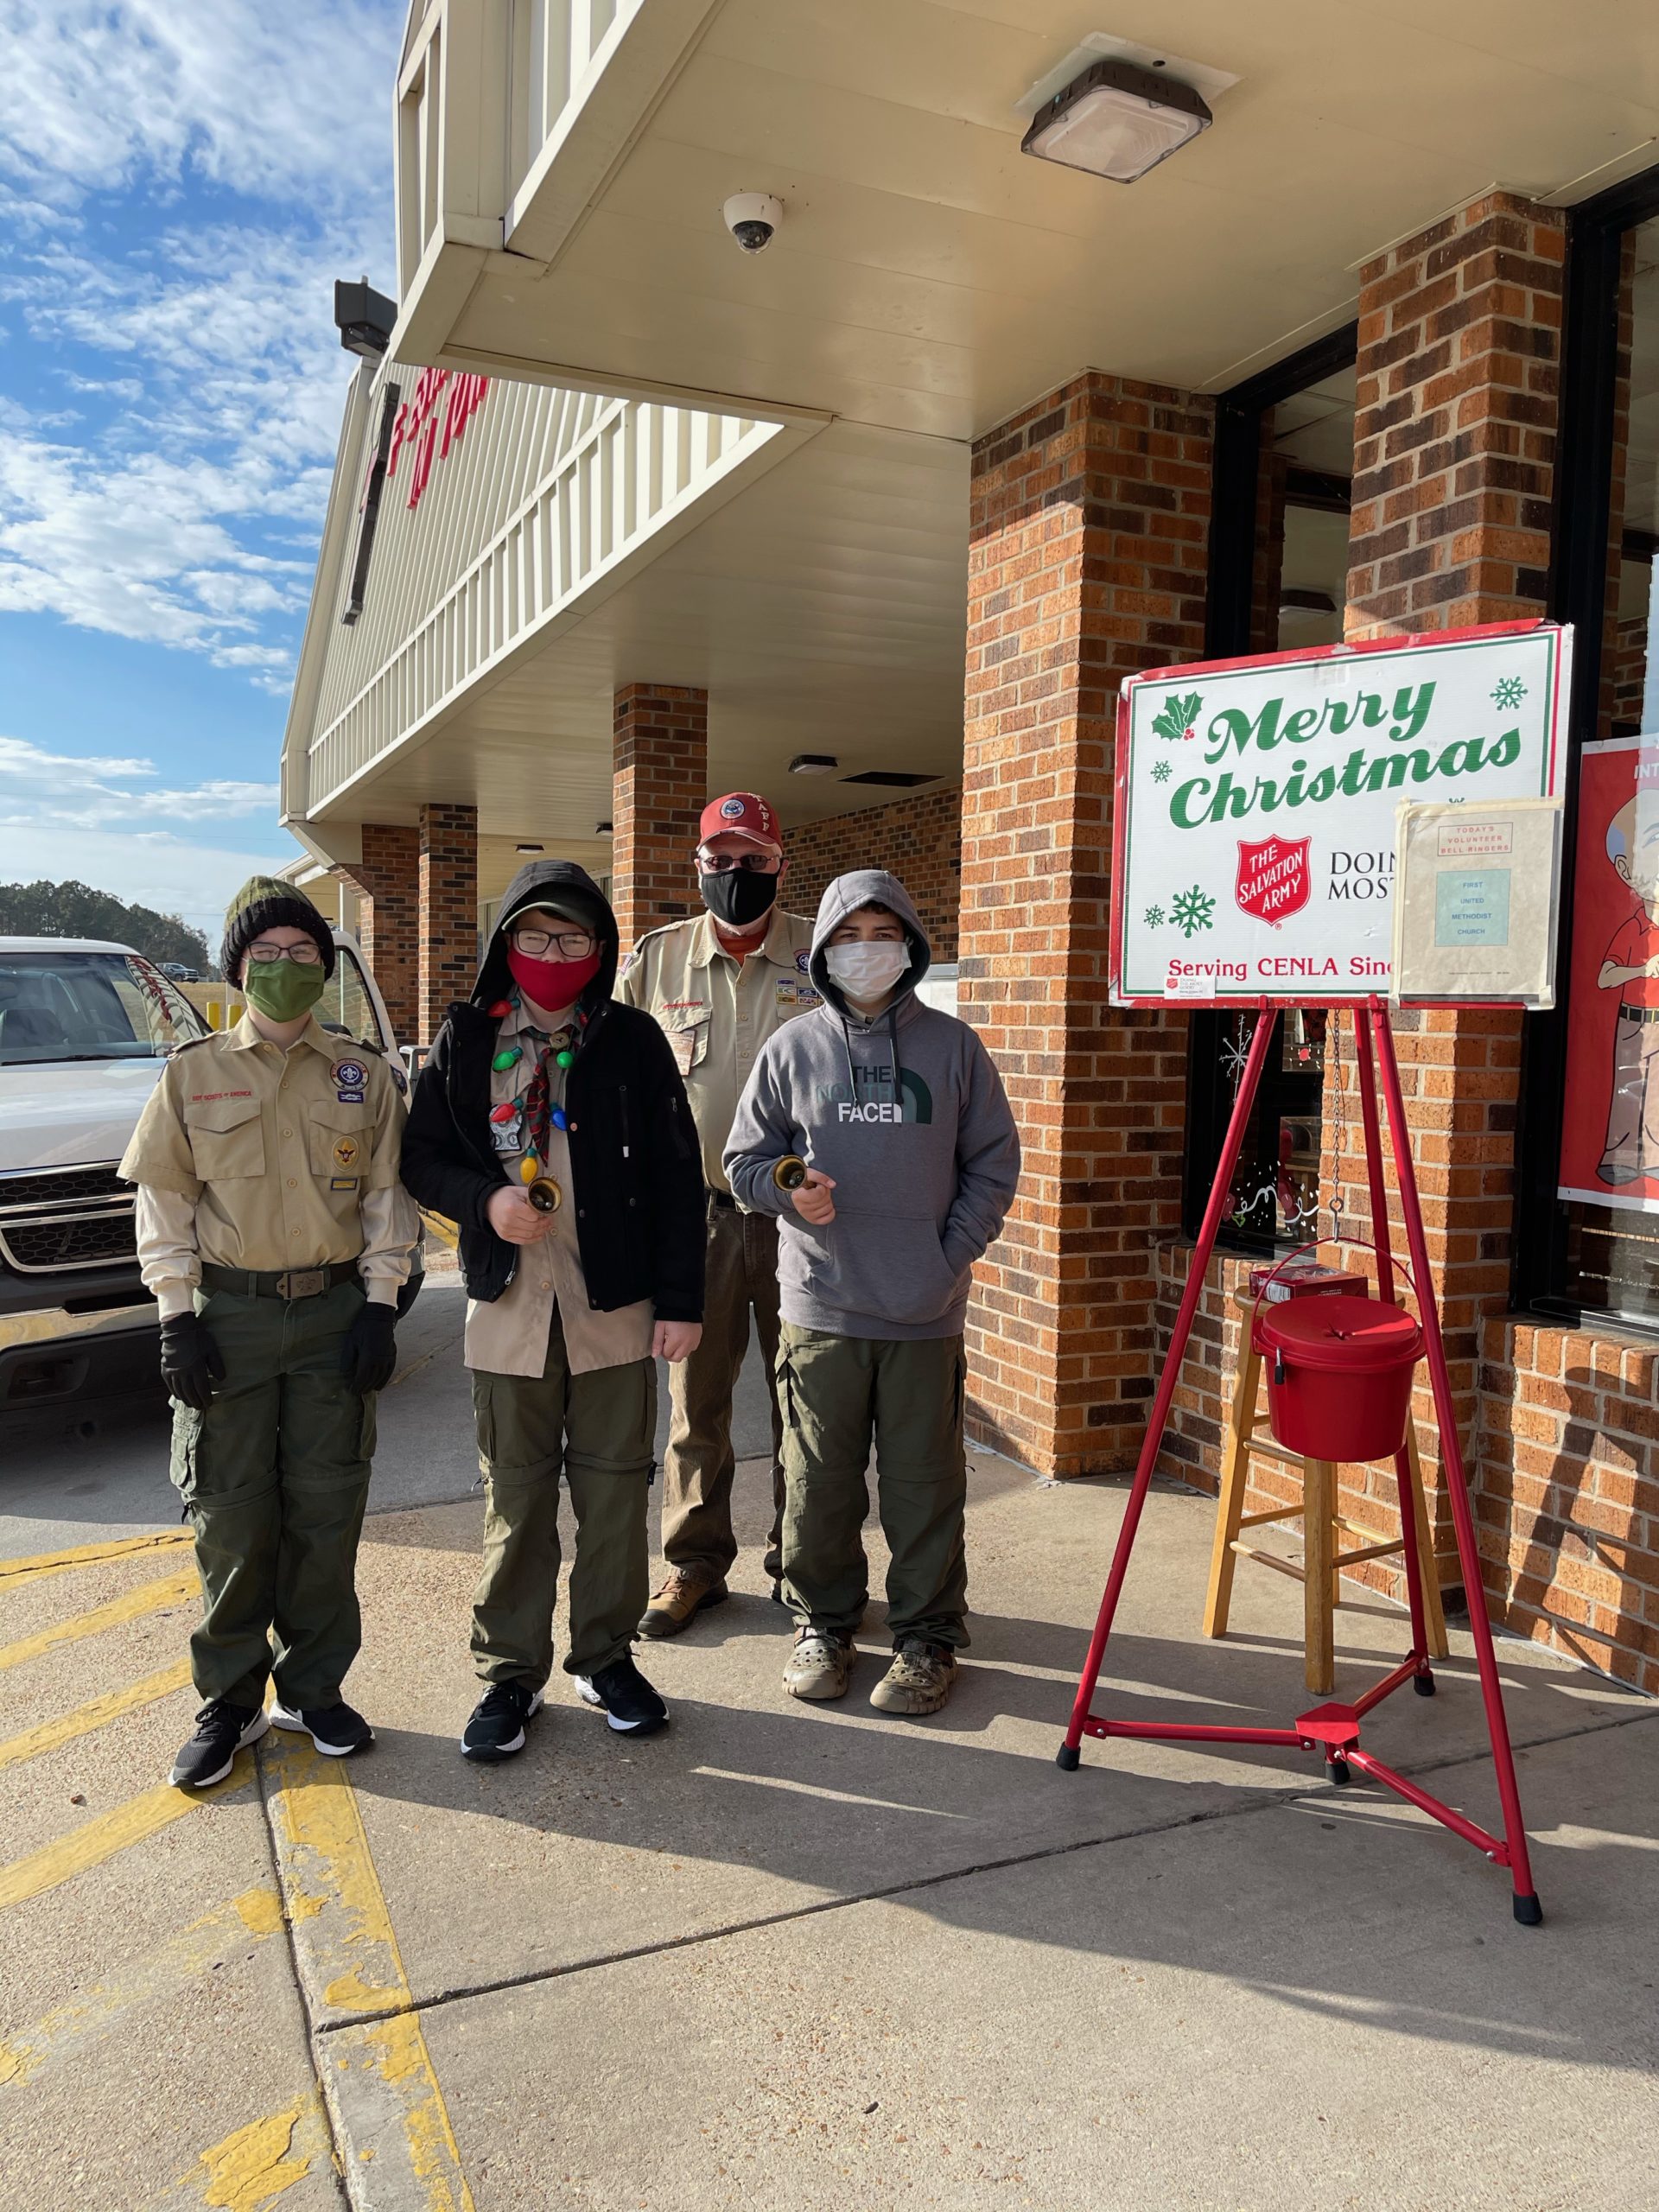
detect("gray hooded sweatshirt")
[724,870,1020,1340]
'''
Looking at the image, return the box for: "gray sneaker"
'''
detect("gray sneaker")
[869,1639,959,1716]
[782,1628,855,1702]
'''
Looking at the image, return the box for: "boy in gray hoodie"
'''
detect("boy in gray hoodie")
[724,870,1020,1714]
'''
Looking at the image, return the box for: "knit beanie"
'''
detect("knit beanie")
[219,875,335,983]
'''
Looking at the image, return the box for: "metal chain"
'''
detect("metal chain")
[1327,1006,1345,1243]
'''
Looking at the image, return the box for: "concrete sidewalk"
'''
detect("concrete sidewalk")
[3,1436,1656,2210]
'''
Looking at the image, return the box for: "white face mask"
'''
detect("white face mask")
[824,939,910,1001]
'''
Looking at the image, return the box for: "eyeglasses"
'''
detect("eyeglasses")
[509,925,598,958]
[247,942,322,965]
[696,849,782,875]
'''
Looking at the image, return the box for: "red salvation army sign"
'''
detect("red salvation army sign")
[1109,620,1572,1007]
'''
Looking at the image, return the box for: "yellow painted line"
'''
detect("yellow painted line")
[0,1568,197,1673]
[0,1759,251,1911]
[0,1659,194,1772]
[0,1885,283,2088]
[0,1529,191,1589]
[142,2092,333,2212]
[263,1730,475,2209]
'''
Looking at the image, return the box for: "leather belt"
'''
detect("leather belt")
[706,1186,737,1211]
[1618,1003,1659,1025]
[201,1262,360,1300]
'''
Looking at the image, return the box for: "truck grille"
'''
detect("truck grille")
[0,1164,136,1274]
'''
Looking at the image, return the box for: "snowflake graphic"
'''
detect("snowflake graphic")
[1150,759,1172,785]
[1171,884,1216,938]
[1491,677,1528,711]
[1143,904,1166,928]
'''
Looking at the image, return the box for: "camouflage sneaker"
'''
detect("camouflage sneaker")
[782,1628,856,1702]
[638,1567,728,1640]
[869,1639,959,1716]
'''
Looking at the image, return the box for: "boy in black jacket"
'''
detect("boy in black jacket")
[402,862,704,1759]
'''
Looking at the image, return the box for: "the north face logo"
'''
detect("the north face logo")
[816,1067,933,1124]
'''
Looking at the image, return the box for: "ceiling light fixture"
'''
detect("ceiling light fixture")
[789,753,840,776]
[1020,58,1211,183]
[594,820,613,837]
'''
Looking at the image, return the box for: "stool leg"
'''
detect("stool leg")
[1303,1459,1336,1694]
[1403,1424,1450,1660]
[1204,1339,1261,1639]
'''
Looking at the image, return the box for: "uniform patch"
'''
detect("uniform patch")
[335,1089,365,1104]
[795,950,810,974]
[190,1090,254,1103]
[334,1060,367,1089]
[333,1136,361,1170]
[330,1176,359,1191]
[720,797,746,819]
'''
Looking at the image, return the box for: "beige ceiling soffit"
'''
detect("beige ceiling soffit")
[1202,302,1361,396]
[503,0,728,270]
[389,235,489,370]
[1539,140,1659,208]
[418,340,837,433]
[1014,33,1242,120]
[281,817,364,874]
[309,416,820,823]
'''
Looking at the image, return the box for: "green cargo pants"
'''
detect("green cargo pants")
[471,1315,658,1688]
[662,1198,785,1581]
[776,1323,969,1649]
[170,1280,374,1712]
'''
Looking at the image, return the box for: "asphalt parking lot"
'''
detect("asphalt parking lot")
[3,1274,1657,2211]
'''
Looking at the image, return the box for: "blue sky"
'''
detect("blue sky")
[0,0,406,932]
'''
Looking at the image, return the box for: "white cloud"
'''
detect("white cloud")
[0,2,402,683]
[0,824,296,931]
[0,734,278,834]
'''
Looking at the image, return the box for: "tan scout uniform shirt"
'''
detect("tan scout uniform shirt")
[462,996,654,1381]
[616,906,818,1195]
[122,1014,416,1315]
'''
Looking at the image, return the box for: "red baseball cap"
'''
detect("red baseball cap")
[699,791,781,849]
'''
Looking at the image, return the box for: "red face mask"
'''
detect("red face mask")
[506,945,602,1012]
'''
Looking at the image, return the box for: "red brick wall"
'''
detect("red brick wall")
[612,683,707,953]
[345,823,419,1046]
[960,374,1211,1476]
[1477,1321,1659,1694]
[1611,608,1649,730]
[785,785,962,958]
[417,801,477,1046]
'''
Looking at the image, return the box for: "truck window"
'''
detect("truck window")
[318,947,387,1053]
[0,952,210,1063]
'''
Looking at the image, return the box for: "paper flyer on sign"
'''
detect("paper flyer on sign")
[1559,736,1659,1213]
[1109,623,1571,1007]
[1390,799,1562,1005]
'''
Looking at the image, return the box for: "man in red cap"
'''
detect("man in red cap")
[617,791,817,1636]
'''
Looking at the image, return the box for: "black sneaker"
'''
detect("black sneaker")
[169,1700,270,1789]
[270,1700,375,1758]
[461,1681,544,1762]
[575,1655,669,1736]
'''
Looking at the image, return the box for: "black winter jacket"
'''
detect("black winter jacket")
[400,861,704,1322]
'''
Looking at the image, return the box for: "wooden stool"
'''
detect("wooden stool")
[1203,1287,1449,1694]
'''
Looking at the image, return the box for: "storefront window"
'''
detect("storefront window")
[1553,212,1659,1321]
[1185,345,1356,1248]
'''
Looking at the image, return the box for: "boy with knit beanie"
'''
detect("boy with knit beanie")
[121,876,418,1789]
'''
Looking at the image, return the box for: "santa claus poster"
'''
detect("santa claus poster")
[1559,736,1659,1211]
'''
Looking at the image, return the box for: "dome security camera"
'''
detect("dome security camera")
[722,192,783,254]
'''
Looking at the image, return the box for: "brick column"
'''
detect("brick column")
[612,683,707,953]
[961,375,1212,1475]
[342,823,419,1046]
[1341,190,1565,1585]
[417,801,477,1046]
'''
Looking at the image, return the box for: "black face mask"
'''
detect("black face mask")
[701,868,779,929]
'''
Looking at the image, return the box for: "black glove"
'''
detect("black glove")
[159,1312,225,1412]
[340,1300,397,1395]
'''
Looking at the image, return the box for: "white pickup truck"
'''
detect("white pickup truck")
[0,931,411,1414]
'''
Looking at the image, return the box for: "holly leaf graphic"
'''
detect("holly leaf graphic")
[1150,690,1203,743]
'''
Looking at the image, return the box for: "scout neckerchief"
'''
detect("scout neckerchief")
[486,995,583,1212]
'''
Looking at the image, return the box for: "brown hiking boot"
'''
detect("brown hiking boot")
[869,1639,959,1716]
[638,1567,729,1639]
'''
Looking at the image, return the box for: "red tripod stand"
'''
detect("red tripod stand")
[1058,995,1541,1925]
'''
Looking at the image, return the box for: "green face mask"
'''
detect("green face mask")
[241,956,327,1023]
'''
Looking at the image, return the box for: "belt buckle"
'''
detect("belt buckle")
[280,1268,327,1300]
